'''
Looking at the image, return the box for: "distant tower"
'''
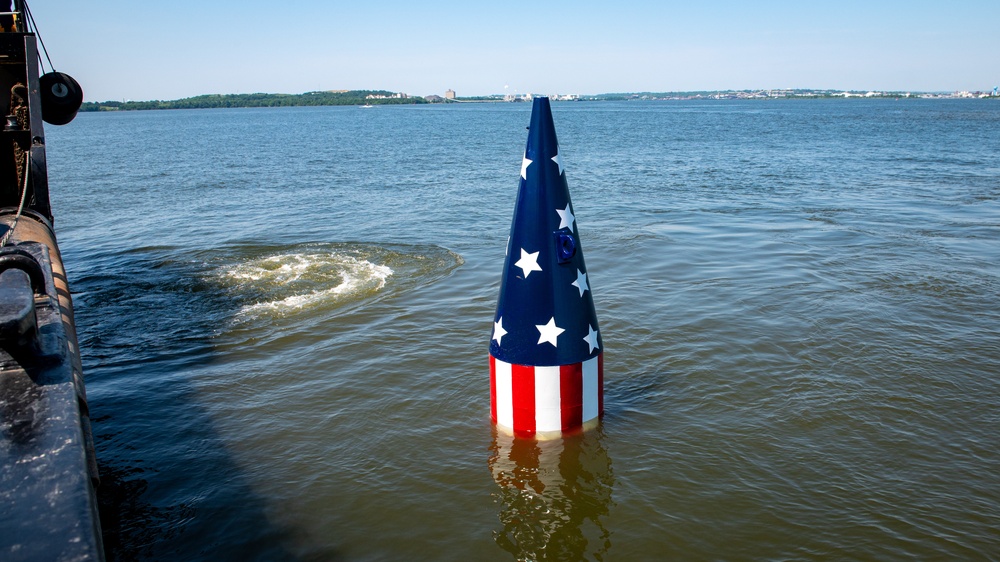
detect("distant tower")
[445,89,456,100]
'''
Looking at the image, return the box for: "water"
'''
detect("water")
[44,99,1000,560]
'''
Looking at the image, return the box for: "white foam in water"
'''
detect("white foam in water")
[220,252,393,317]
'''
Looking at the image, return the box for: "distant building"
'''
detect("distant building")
[366,92,409,100]
[445,89,456,100]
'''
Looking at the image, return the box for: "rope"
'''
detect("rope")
[1,151,32,247]
[21,2,55,73]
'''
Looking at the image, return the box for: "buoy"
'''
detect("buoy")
[489,97,603,438]
[39,72,83,125]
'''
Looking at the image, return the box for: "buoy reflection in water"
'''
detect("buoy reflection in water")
[489,427,615,560]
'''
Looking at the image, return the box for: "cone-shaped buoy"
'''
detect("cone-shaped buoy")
[490,97,603,438]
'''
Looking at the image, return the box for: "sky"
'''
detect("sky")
[26,0,1000,102]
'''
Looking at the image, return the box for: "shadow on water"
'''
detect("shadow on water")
[73,240,459,560]
[92,449,187,561]
[601,365,677,430]
[71,246,313,561]
[488,426,615,560]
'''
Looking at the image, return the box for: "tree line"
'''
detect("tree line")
[80,90,430,111]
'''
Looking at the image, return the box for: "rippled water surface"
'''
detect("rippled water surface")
[45,100,1000,560]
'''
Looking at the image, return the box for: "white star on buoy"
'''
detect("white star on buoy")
[584,324,600,353]
[536,317,565,347]
[520,152,532,180]
[556,204,575,231]
[571,269,589,297]
[493,317,507,345]
[552,151,564,175]
[514,248,542,278]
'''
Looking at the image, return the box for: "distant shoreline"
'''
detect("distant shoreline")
[81,88,998,112]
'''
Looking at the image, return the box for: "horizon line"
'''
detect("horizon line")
[90,87,999,105]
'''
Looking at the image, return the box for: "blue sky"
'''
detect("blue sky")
[29,1,1000,101]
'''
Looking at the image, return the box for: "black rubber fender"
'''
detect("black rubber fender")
[39,72,83,125]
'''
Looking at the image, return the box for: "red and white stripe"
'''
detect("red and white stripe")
[490,353,603,436]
